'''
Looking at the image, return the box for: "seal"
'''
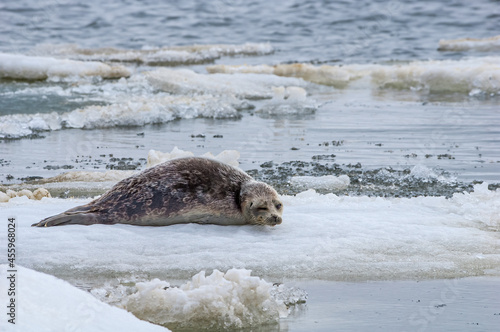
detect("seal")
[32,157,283,227]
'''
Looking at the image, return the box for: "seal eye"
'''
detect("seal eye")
[275,203,282,210]
[257,206,268,211]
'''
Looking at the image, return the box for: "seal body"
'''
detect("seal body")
[32,157,283,227]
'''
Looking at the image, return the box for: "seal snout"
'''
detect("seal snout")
[271,215,282,225]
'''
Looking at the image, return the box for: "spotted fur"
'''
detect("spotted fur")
[32,157,283,227]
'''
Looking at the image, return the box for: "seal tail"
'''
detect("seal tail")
[32,205,101,227]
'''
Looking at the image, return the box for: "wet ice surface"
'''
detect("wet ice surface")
[2,265,499,332]
[4,182,499,283]
[1,183,499,330]
[1,93,498,195]
[281,277,500,332]
[0,265,169,332]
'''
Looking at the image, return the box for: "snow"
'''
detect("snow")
[0,94,242,138]
[1,183,498,282]
[207,63,371,88]
[0,188,51,202]
[290,175,350,191]
[5,54,498,139]
[33,43,274,65]
[0,265,169,332]
[208,57,500,94]
[0,53,130,80]
[146,68,308,99]
[120,269,289,329]
[257,86,317,114]
[147,147,241,168]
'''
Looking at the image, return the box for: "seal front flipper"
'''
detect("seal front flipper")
[32,211,100,227]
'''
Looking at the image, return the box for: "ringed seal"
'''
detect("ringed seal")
[32,157,283,227]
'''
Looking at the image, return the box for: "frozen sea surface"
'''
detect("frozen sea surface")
[2,182,498,283]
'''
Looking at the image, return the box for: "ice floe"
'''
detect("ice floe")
[0,188,51,202]
[0,95,242,138]
[438,35,500,52]
[290,174,350,191]
[147,147,240,168]
[120,269,290,330]
[207,63,370,89]
[0,53,130,80]
[208,57,500,94]
[146,68,308,99]
[33,42,274,65]
[3,183,498,282]
[0,265,169,332]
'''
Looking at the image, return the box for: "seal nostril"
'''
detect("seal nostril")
[271,215,282,224]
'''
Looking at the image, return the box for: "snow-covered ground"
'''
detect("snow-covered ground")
[1,183,498,282]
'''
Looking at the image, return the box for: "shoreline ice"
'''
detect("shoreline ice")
[0,265,169,332]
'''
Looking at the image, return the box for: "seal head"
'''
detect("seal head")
[240,181,283,226]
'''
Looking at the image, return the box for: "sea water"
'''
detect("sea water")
[1,0,499,331]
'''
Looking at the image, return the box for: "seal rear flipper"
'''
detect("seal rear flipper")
[31,212,100,227]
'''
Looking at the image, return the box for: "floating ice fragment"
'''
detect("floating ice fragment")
[207,63,367,88]
[258,86,317,114]
[33,188,52,200]
[147,147,240,168]
[0,191,9,202]
[438,35,500,52]
[147,68,307,99]
[208,58,500,94]
[40,170,137,183]
[34,43,274,65]
[290,175,350,191]
[270,284,308,306]
[0,188,52,202]
[0,53,130,80]
[0,95,240,139]
[120,269,288,330]
[147,147,195,167]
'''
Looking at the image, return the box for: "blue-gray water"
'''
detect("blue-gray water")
[1,0,499,188]
[2,0,499,62]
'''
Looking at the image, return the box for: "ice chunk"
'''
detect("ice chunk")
[5,183,500,282]
[0,265,169,332]
[121,269,288,330]
[33,188,52,200]
[204,150,240,168]
[207,63,369,88]
[147,147,240,168]
[290,175,350,191]
[40,170,137,183]
[0,95,240,139]
[146,68,307,99]
[147,147,195,167]
[34,43,274,65]
[0,191,9,202]
[371,57,500,94]
[209,58,500,94]
[438,35,500,52]
[0,53,130,80]
[15,189,35,200]
[258,86,317,114]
